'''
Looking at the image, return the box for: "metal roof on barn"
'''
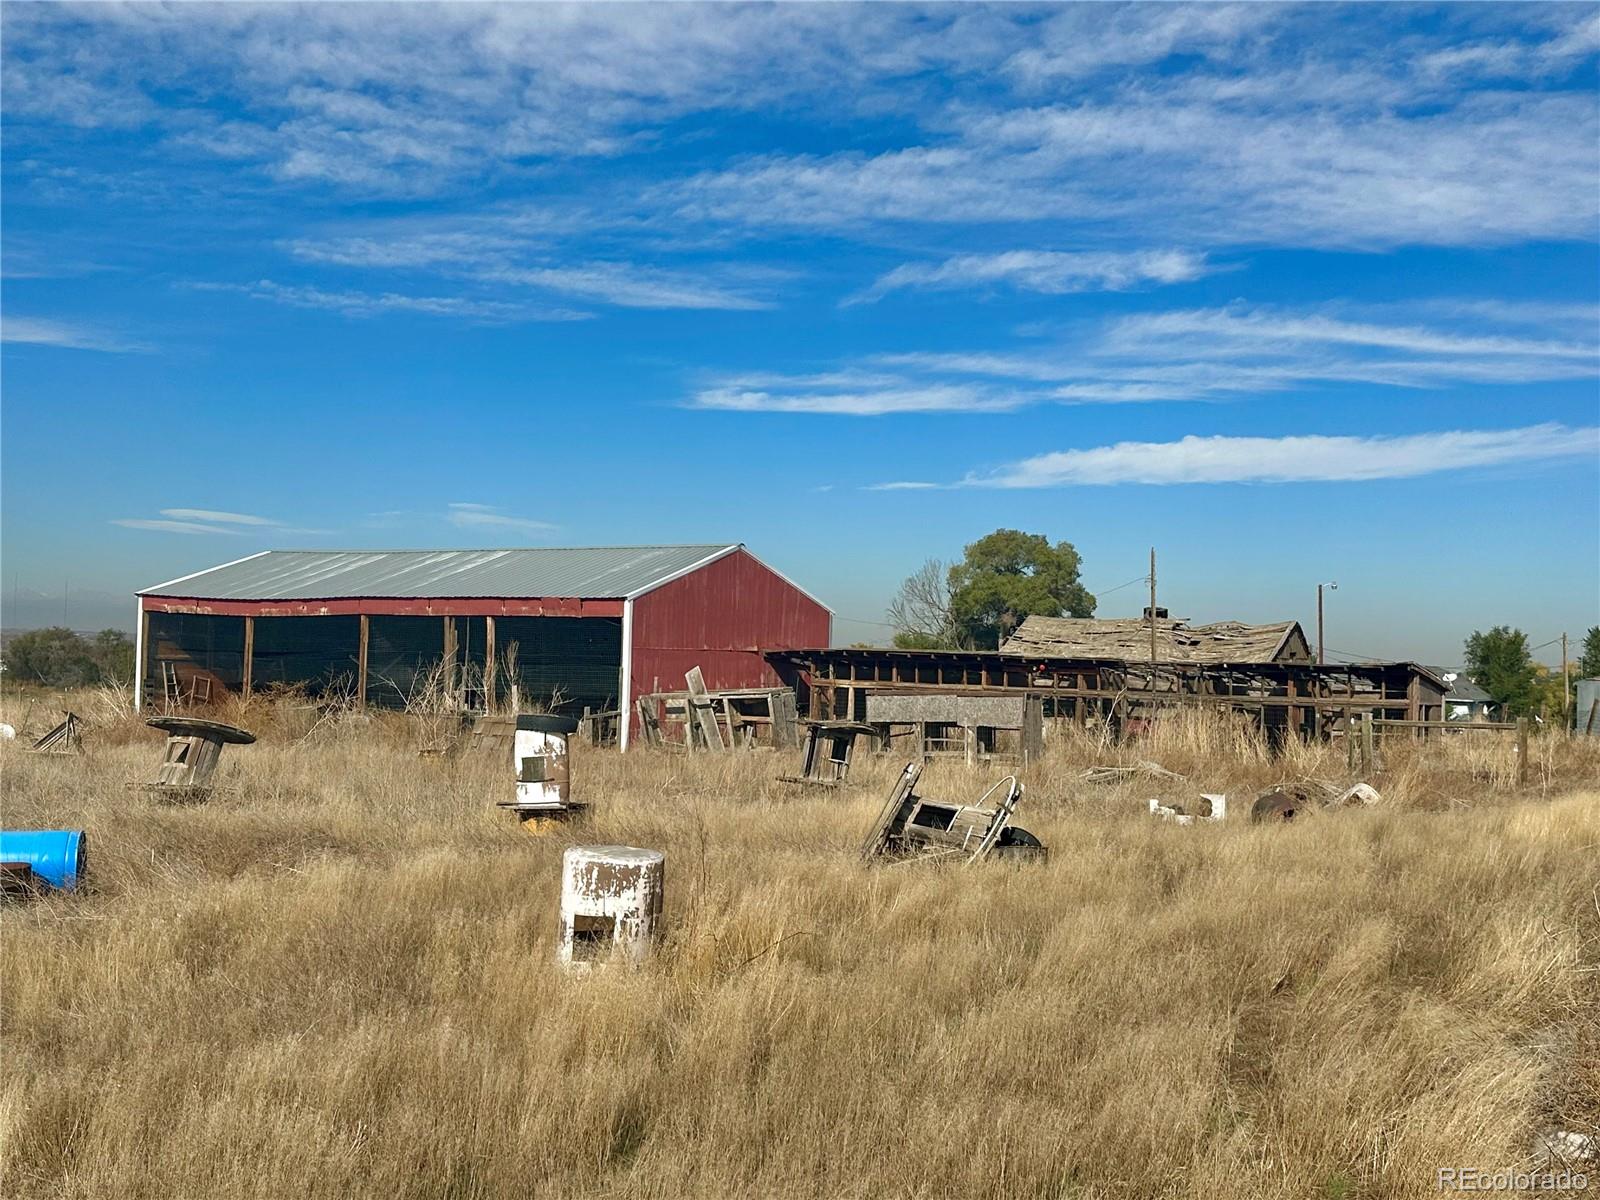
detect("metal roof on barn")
[139,545,742,601]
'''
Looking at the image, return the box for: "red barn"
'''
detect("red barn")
[136,544,830,748]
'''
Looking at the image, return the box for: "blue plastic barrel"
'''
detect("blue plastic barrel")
[0,830,86,891]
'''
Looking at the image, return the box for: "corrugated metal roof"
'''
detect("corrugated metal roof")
[140,545,741,601]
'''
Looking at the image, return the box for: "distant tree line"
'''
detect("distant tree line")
[3,627,134,688]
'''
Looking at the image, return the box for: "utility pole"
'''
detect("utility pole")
[1148,547,1157,685]
[1317,581,1338,666]
[1562,632,1570,728]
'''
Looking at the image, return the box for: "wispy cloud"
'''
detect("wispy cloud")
[111,518,241,535]
[113,508,333,536]
[483,263,773,311]
[690,382,1032,416]
[694,300,1600,415]
[2,316,148,353]
[1099,307,1599,361]
[192,280,590,323]
[160,508,279,527]
[6,4,1593,254]
[848,249,1213,305]
[446,503,557,536]
[956,424,1599,488]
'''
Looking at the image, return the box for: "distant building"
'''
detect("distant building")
[135,544,829,748]
[1432,668,1503,723]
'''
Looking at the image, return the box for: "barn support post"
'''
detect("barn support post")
[442,616,458,702]
[357,614,369,709]
[483,615,497,712]
[134,600,149,711]
[242,616,255,698]
[618,598,634,752]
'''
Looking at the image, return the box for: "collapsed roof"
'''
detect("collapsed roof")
[1000,615,1311,664]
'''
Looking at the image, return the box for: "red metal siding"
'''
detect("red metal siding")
[628,549,830,735]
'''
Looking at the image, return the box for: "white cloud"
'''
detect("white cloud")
[160,508,279,526]
[698,300,1600,414]
[194,280,589,323]
[848,249,1212,305]
[2,316,148,353]
[112,518,240,535]
[960,424,1599,488]
[1099,307,1599,361]
[690,382,1032,416]
[5,5,1594,253]
[484,263,772,311]
[114,507,332,536]
[446,503,557,536]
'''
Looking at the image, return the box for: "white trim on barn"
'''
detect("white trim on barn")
[619,597,635,752]
[140,549,273,596]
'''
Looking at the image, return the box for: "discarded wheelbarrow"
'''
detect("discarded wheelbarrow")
[143,716,256,801]
[779,720,878,788]
[860,762,1045,864]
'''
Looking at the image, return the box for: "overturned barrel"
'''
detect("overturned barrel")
[0,829,87,891]
[558,845,665,970]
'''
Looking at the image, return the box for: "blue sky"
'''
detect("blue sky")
[2,2,1597,664]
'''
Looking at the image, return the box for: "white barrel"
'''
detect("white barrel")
[558,845,665,970]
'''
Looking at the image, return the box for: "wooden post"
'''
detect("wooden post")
[484,615,497,713]
[1360,712,1374,775]
[357,614,370,709]
[442,617,457,702]
[241,616,254,698]
[1561,633,1570,730]
[1148,545,1157,687]
[1516,717,1529,787]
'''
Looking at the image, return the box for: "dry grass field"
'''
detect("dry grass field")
[2,688,1597,1199]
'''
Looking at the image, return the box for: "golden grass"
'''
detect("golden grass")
[2,692,1597,1199]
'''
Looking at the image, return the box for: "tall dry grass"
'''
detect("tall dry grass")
[1,691,1596,1199]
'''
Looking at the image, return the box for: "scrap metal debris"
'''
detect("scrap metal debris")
[1334,782,1382,808]
[1250,778,1375,823]
[1081,761,1187,785]
[1149,794,1228,825]
[860,762,1045,865]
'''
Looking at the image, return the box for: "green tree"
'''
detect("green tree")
[1463,626,1540,717]
[947,529,1095,649]
[86,629,135,684]
[4,627,98,687]
[2,626,134,688]
[1579,626,1600,678]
